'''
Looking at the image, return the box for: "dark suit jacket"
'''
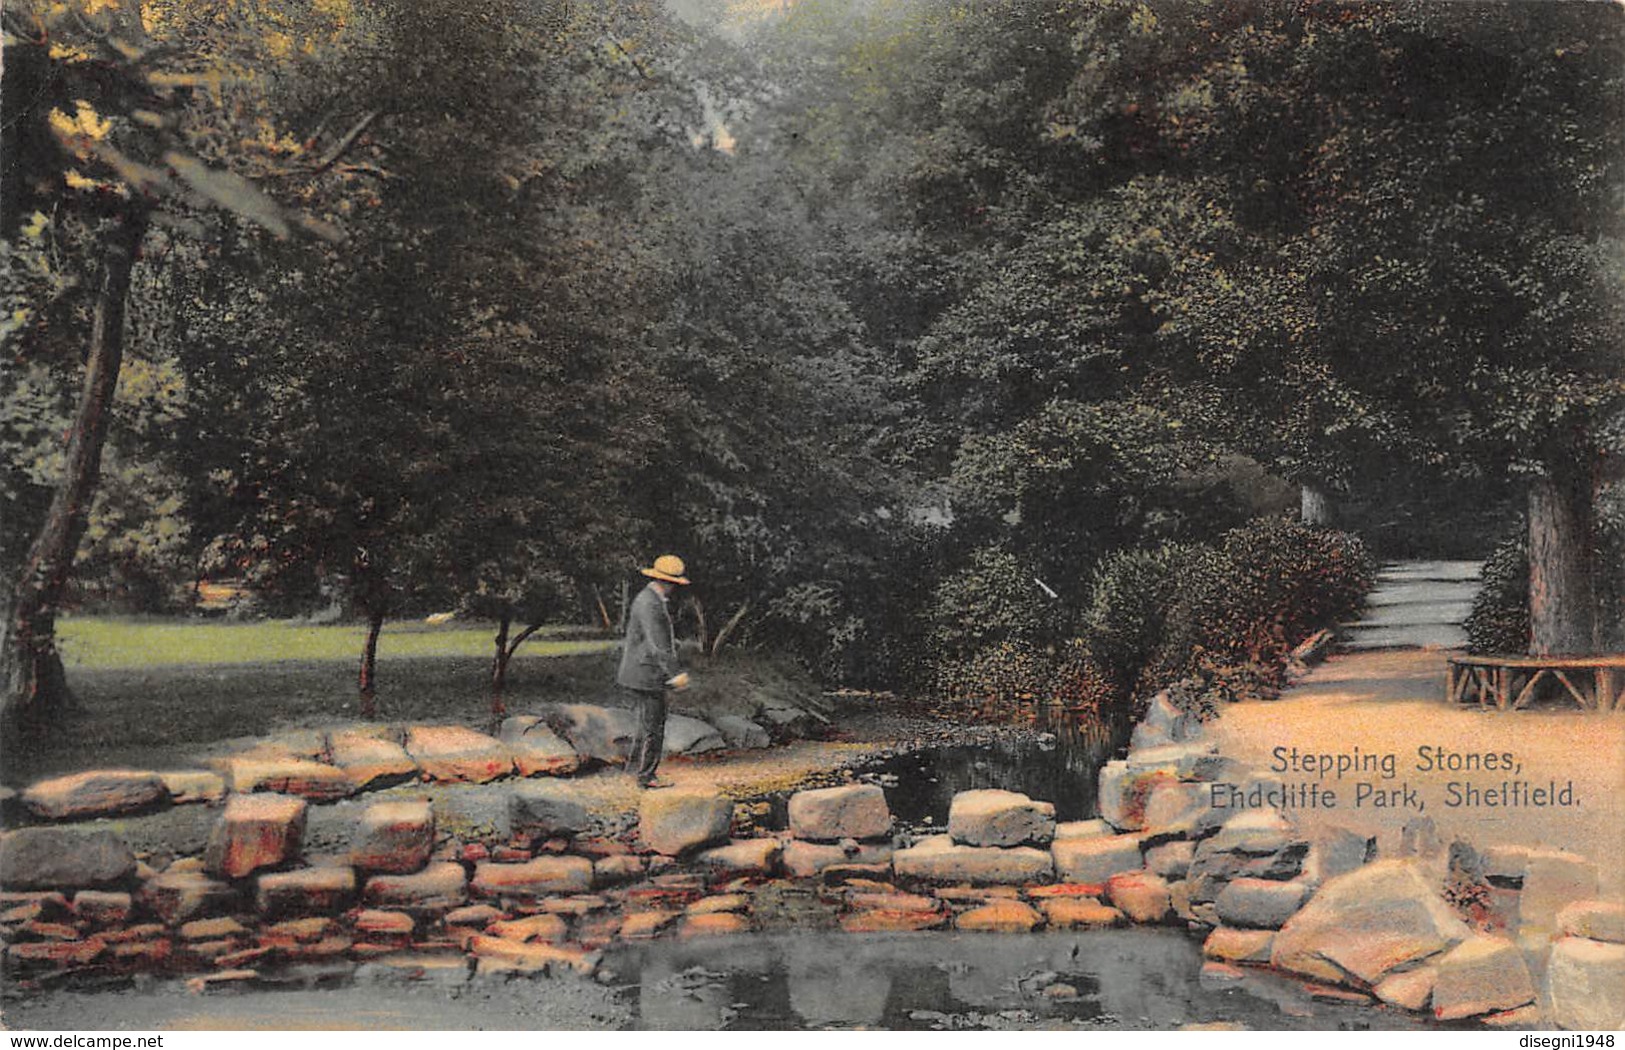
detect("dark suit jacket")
[616,582,679,691]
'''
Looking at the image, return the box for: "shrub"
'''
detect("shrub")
[933,640,1056,715]
[926,546,1069,661]
[1158,518,1373,675]
[1464,531,1530,655]
[1078,543,1194,692]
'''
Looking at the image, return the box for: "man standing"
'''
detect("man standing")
[617,554,691,788]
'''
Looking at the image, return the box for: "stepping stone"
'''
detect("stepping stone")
[0,827,137,890]
[508,784,588,839]
[137,870,235,925]
[947,789,1055,848]
[712,715,771,750]
[350,800,435,874]
[893,835,1053,885]
[256,866,357,917]
[217,756,355,802]
[404,726,513,784]
[639,790,733,857]
[23,770,168,821]
[787,784,891,842]
[204,793,307,879]
[470,856,594,898]
[363,862,468,915]
[327,731,418,791]
[663,714,725,755]
[157,771,226,805]
[497,717,581,777]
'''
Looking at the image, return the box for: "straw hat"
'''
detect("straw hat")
[640,554,690,585]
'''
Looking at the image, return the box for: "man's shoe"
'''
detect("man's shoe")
[638,776,674,789]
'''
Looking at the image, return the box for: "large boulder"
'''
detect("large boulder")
[471,856,594,899]
[1271,860,1472,985]
[1051,833,1143,885]
[403,726,513,783]
[1429,935,1536,1021]
[893,835,1053,885]
[947,790,1055,848]
[0,827,137,890]
[363,862,468,914]
[639,790,733,857]
[216,755,355,802]
[327,731,418,791]
[1141,781,1213,836]
[1547,936,1625,1031]
[205,793,307,879]
[787,784,891,842]
[507,784,589,840]
[255,866,357,917]
[712,715,771,750]
[350,800,435,874]
[22,770,168,821]
[663,714,725,756]
[536,704,638,765]
[497,717,581,777]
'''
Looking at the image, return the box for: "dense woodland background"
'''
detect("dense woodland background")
[3,0,1623,731]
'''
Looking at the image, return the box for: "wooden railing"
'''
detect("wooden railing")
[1446,653,1625,712]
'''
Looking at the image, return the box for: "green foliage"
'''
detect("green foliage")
[1465,530,1531,656]
[926,546,1066,662]
[1079,542,1194,692]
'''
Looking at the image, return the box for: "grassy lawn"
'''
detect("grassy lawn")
[4,617,815,788]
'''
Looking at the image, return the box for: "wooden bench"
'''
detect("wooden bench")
[1446,653,1625,712]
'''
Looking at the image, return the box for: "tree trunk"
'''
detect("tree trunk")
[1528,470,1596,656]
[358,610,385,716]
[3,211,147,731]
[490,612,511,718]
[1300,483,1333,526]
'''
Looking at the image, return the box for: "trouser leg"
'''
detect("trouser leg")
[625,688,666,783]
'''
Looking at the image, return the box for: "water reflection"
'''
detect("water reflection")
[610,930,1432,1031]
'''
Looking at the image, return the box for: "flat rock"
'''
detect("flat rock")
[351,800,435,874]
[256,866,356,917]
[363,862,468,914]
[893,835,1052,885]
[1145,841,1196,879]
[178,916,248,941]
[639,790,733,857]
[593,855,644,887]
[687,894,749,916]
[839,907,945,933]
[72,890,132,927]
[1271,860,1471,985]
[1203,926,1274,964]
[712,715,771,750]
[23,770,168,821]
[1039,898,1125,929]
[204,793,307,879]
[679,912,750,937]
[1106,870,1171,924]
[781,840,893,878]
[497,717,581,777]
[618,911,679,939]
[1051,833,1143,885]
[0,827,136,890]
[137,870,234,925]
[1141,781,1212,836]
[1430,935,1535,1021]
[535,704,638,765]
[354,909,415,937]
[488,913,567,942]
[955,899,1041,932]
[507,784,588,840]
[217,756,355,801]
[693,838,781,877]
[403,726,513,784]
[663,714,725,756]
[157,771,226,805]
[1054,819,1110,840]
[1558,900,1625,944]
[471,856,594,898]
[1215,877,1310,930]
[468,934,599,976]
[947,789,1055,848]
[787,784,891,842]
[327,732,419,791]
[1547,936,1625,1031]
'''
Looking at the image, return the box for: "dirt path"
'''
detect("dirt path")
[1207,649,1625,894]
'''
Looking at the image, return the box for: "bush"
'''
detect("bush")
[927,546,1069,661]
[933,640,1056,715]
[1464,531,1529,655]
[1079,543,1194,692]
[1158,518,1374,675]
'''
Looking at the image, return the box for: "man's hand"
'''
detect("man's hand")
[666,672,691,690]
